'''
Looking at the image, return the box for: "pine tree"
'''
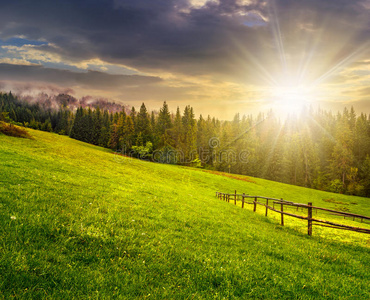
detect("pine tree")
[156,101,172,147]
[92,106,102,145]
[330,109,355,189]
[136,103,151,144]
[9,109,17,122]
[182,105,197,164]
[130,106,136,128]
[70,107,84,140]
[122,115,135,150]
[99,110,111,147]
[165,106,182,149]
[360,155,370,196]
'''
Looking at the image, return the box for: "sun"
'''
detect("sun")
[270,85,312,117]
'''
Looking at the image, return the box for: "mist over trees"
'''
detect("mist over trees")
[1,91,370,197]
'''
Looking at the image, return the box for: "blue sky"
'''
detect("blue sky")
[0,37,48,47]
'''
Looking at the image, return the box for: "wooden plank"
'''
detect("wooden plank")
[312,207,370,220]
[311,218,370,233]
[314,223,370,234]
[273,202,370,220]
[274,201,309,208]
[257,202,308,220]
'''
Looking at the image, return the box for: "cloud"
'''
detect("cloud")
[357,86,370,96]
[0,0,368,118]
[1,44,62,64]
[0,81,74,95]
[0,63,162,90]
[0,1,267,75]
[0,0,368,82]
[0,57,39,66]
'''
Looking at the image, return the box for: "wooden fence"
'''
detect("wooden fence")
[216,191,370,236]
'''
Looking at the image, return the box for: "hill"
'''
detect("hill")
[0,129,369,299]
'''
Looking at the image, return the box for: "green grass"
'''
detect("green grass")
[0,129,369,299]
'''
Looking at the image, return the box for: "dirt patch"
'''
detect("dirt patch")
[202,170,256,183]
[323,198,348,205]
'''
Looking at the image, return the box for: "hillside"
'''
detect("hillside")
[0,129,369,299]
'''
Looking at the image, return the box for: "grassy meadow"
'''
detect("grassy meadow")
[0,128,369,299]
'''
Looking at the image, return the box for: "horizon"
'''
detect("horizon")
[4,89,367,123]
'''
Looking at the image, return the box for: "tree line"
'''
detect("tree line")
[1,91,370,197]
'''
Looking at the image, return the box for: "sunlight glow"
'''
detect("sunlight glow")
[271,85,311,117]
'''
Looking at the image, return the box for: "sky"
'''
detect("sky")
[0,0,369,119]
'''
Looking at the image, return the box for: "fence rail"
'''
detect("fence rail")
[216,191,370,236]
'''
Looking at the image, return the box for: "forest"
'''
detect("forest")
[1,91,370,197]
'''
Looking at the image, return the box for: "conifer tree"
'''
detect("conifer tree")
[156,101,172,147]
[122,115,135,150]
[70,107,84,140]
[92,106,102,145]
[136,103,151,143]
[182,105,197,163]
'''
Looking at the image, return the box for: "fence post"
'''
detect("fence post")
[228,194,230,203]
[308,202,313,236]
[234,190,237,205]
[254,197,257,212]
[280,198,284,226]
[265,199,269,216]
[242,193,245,209]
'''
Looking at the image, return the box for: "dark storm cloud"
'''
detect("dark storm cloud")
[0,63,162,89]
[0,0,368,82]
[0,1,266,74]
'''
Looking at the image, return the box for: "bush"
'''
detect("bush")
[328,179,344,193]
[0,121,32,139]
[131,141,153,160]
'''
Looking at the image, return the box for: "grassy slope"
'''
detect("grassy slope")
[0,129,369,299]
